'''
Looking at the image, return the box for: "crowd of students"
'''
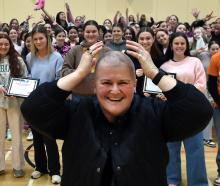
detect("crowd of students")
[0,3,220,186]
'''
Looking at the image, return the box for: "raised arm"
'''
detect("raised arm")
[126,40,213,141]
[203,11,215,22]
[136,12,140,23]
[191,8,200,20]
[126,40,176,91]
[24,14,33,30]
[113,11,120,24]
[65,2,74,24]
[126,8,129,23]
[41,8,55,25]
[21,42,104,139]
[58,41,103,91]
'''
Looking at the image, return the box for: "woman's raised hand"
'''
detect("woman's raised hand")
[126,40,159,79]
[77,41,104,76]
[57,41,104,91]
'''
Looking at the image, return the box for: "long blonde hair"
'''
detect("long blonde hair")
[30,24,53,56]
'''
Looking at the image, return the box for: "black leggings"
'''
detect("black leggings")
[31,127,61,176]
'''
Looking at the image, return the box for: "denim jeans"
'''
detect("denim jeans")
[213,108,220,175]
[166,132,208,186]
[203,117,213,140]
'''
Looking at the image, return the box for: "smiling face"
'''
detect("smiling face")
[95,55,136,122]
[59,12,66,21]
[103,19,112,30]
[56,31,66,46]
[68,28,78,41]
[44,24,52,35]
[112,26,123,42]
[75,16,82,27]
[138,31,155,52]
[10,19,19,30]
[0,38,10,57]
[176,24,187,34]
[124,29,132,40]
[214,22,220,35]
[129,15,135,22]
[159,22,168,30]
[168,15,178,28]
[104,32,113,44]
[9,29,18,42]
[171,36,187,58]
[193,28,203,40]
[83,25,99,45]
[156,30,169,47]
[209,43,220,55]
[25,36,32,51]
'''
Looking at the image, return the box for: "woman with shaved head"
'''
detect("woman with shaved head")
[21,40,212,186]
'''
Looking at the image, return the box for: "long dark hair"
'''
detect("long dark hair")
[124,27,136,41]
[137,27,162,59]
[56,11,68,31]
[165,32,190,60]
[9,18,19,30]
[21,32,31,62]
[208,40,219,49]
[9,28,21,46]
[0,33,22,77]
[155,29,169,53]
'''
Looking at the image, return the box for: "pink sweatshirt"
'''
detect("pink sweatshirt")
[160,56,206,93]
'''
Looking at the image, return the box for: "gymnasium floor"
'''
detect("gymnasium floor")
[0,132,218,186]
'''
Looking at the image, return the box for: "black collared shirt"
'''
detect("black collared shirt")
[94,102,130,186]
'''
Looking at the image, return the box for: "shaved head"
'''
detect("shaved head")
[95,51,136,80]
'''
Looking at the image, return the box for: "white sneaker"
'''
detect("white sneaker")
[214,176,220,186]
[7,129,12,141]
[51,175,61,184]
[31,170,42,179]
[26,131,33,141]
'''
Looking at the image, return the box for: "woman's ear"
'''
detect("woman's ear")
[134,79,137,93]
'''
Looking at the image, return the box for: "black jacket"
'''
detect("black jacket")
[21,81,212,186]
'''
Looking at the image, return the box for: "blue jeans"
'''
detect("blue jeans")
[203,117,213,140]
[213,108,220,175]
[166,132,208,186]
